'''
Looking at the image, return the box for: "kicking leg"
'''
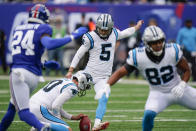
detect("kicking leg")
[93,93,109,131]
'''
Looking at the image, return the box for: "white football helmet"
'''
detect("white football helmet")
[72,72,93,96]
[96,13,114,39]
[142,25,165,56]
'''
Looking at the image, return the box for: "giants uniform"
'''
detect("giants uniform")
[10,23,52,111]
[30,78,78,127]
[126,43,196,113]
[71,27,136,99]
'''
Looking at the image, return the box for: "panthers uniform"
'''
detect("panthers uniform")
[126,43,196,113]
[30,78,78,127]
[71,27,136,99]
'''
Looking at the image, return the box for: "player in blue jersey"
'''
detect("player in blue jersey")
[105,25,196,131]
[0,4,88,131]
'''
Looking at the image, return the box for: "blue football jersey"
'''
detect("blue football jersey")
[11,23,52,75]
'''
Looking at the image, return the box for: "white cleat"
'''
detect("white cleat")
[92,121,110,131]
[30,127,37,131]
[41,123,51,131]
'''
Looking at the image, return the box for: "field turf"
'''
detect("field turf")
[0,79,196,131]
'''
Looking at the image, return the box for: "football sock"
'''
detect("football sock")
[50,123,69,131]
[142,110,157,131]
[18,108,43,131]
[95,93,108,120]
[0,102,16,131]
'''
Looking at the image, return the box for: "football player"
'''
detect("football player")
[29,72,93,131]
[0,4,88,131]
[105,25,196,131]
[66,13,143,130]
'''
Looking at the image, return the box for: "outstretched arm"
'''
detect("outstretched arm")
[66,45,88,78]
[41,27,88,50]
[118,20,144,40]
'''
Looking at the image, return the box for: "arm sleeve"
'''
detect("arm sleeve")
[70,34,90,68]
[41,35,72,50]
[124,63,137,74]
[51,90,73,115]
[117,27,136,40]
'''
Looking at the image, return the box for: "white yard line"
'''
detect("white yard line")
[1,109,192,113]
[12,119,196,123]
[0,75,196,86]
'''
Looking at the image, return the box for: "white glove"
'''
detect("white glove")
[171,81,186,98]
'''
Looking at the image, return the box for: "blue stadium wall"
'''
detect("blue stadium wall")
[0,3,196,62]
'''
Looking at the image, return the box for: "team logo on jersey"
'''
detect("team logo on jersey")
[71,89,78,95]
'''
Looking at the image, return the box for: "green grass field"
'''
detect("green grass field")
[0,79,196,131]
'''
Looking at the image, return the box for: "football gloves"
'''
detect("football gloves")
[71,27,88,40]
[43,60,60,69]
[171,81,186,98]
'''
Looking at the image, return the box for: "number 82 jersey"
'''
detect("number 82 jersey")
[126,43,183,92]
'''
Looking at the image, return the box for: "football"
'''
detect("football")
[79,116,91,131]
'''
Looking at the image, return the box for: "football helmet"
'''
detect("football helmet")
[142,25,165,56]
[72,72,93,96]
[96,13,114,39]
[28,4,50,24]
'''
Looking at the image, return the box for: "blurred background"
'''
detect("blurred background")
[0,0,196,81]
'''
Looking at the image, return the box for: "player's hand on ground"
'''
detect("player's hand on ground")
[65,72,72,79]
[135,20,144,30]
[71,113,87,120]
[71,27,88,40]
[171,81,186,98]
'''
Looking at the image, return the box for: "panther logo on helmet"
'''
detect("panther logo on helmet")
[28,4,50,24]
[72,72,93,96]
[96,13,114,39]
[142,25,165,56]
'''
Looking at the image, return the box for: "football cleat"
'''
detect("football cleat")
[92,121,110,131]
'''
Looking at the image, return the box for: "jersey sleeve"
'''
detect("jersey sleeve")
[117,27,136,40]
[37,24,52,38]
[82,33,93,50]
[173,43,183,64]
[126,49,137,67]
[67,86,79,97]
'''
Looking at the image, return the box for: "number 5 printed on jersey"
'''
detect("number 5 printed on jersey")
[100,43,112,61]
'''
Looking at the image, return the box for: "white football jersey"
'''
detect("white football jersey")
[127,43,183,92]
[82,28,121,78]
[30,78,78,108]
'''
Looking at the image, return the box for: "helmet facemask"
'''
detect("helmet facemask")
[72,72,93,97]
[96,14,114,39]
[146,38,165,56]
[142,26,166,56]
